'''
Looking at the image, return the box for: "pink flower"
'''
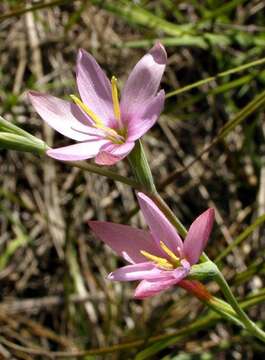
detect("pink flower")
[28,44,166,165]
[89,193,215,299]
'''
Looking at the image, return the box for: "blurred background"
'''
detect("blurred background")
[0,0,265,359]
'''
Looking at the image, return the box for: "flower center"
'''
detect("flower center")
[140,241,181,270]
[70,76,126,145]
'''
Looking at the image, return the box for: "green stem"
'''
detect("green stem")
[127,140,157,194]
[67,160,143,190]
[204,297,243,327]
[214,267,265,342]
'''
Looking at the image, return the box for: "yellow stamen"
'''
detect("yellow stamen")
[70,94,103,127]
[111,76,122,127]
[160,241,180,265]
[70,94,125,144]
[141,250,173,270]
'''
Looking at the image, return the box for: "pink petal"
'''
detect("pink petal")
[133,264,189,299]
[134,277,178,299]
[109,262,189,282]
[88,221,164,264]
[108,262,169,281]
[136,192,184,257]
[127,90,165,141]
[183,208,215,265]
[120,43,167,117]
[170,265,190,281]
[76,49,114,126]
[47,139,108,161]
[179,258,191,273]
[95,141,135,165]
[28,91,100,141]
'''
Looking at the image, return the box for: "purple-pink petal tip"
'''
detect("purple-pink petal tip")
[150,42,167,64]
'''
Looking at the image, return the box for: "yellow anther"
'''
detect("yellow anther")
[70,95,103,127]
[111,76,122,127]
[160,241,180,265]
[70,94,125,144]
[141,250,173,270]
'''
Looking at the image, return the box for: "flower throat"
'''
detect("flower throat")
[70,76,125,144]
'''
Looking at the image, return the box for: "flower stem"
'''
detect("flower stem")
[127,140,157,194]
[205,297,243,328]
[214,267,265,342]
[67,161,143,190]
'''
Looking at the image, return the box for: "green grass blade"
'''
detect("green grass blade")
[91,0,191,37]
[215,214,265,263]
[166,57,265,98]
[117,36,208,49]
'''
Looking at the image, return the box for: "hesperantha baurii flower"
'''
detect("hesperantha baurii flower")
[28,43,167,165]
[89,192,215,299]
